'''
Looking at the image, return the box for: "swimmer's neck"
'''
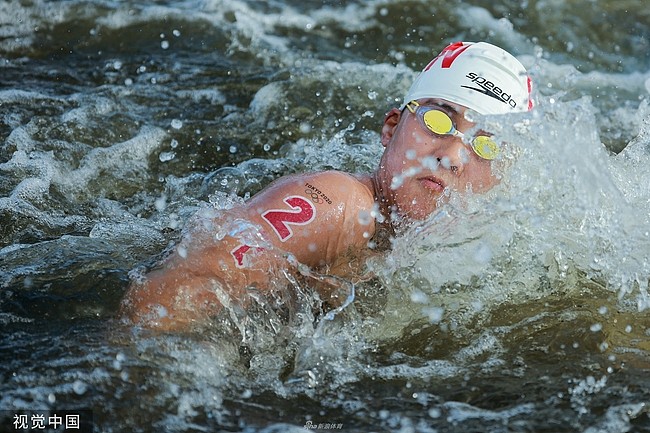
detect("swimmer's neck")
[353,172,394,234]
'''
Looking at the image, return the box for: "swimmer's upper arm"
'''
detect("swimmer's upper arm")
[121,170,375,329]
[242,171,376,269]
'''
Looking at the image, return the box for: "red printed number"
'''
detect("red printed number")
[261,195,316,242]
[231,244,251,268]
[231,244,265,268]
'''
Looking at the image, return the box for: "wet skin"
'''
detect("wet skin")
[368,98,498,221]
[122,98,498,329]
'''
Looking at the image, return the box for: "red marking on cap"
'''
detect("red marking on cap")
[424,41,472,71]
[527,76,534,111]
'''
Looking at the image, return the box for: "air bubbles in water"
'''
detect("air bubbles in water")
[424,306,444,324]
[299,122,312,134]
[155,194,167,211]
[410,290,429,304]
[159,151,176,162]
[72,380,87,395]
[171,119,183,129]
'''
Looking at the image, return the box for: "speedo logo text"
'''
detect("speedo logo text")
[463,72,517,108]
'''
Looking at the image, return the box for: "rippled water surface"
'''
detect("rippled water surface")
[1,0,650,432]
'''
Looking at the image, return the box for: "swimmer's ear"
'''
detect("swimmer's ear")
[381,108,401,148]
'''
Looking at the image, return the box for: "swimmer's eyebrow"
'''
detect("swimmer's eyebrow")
[421,99,460,115]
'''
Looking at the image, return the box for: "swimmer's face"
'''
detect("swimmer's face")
[377,98,498,220]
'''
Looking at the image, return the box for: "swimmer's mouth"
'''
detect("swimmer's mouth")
[419,175,446,192]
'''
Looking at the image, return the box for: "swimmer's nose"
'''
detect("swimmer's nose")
[434,137,467,175]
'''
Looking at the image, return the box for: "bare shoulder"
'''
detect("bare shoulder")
[258,170,375,206]
[244,170,376,267]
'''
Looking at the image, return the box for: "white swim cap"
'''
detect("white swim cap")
[401,41,533,115]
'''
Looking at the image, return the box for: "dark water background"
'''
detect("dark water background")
[1,0,650,432]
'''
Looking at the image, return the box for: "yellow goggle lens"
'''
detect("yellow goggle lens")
[471,135,499,160]
[422,109,454,135]
[408,101,500,160]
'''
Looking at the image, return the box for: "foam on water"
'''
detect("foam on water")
[1,0,650,431]
[351,87,650,359]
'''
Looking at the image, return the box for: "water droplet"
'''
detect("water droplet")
[424,306,444,323]
[229,145,238,154]
[73,380,87,395]
[599,341,609,351]
[155,195,167,211]
[439,156,452,169]
[357,210,372,225]
[410,290,428,304]
[590,323,603,332]
[299,122,312,134]
[159,151,176,162]
[171,119,183,129]
[161,40,170,50]
[390,174,404,189]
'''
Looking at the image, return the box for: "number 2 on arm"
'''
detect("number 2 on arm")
[261,195,316,242]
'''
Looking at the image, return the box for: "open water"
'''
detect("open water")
[1,0,650,432]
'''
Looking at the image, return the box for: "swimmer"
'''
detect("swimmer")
[121,41,534,330]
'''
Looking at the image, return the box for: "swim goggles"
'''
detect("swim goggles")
[405,101,499,160]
